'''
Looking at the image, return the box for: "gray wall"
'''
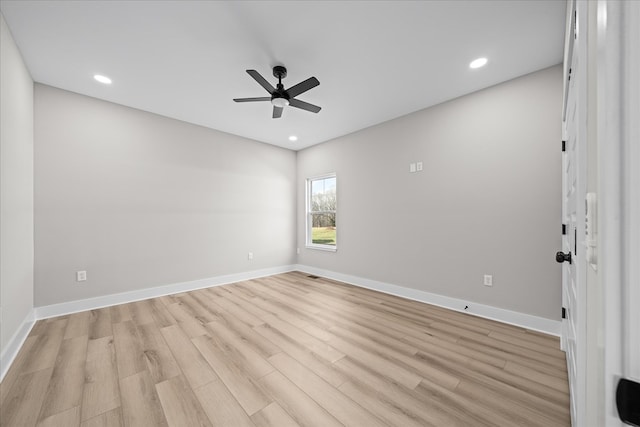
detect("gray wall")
[34,85,296,306]
[0,14,34,353]
[297,65,563,320]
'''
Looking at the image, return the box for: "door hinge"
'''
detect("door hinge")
[562,140,566,152]
[562,224,567,235]
[616,378,640,425]
[562,307,567,319]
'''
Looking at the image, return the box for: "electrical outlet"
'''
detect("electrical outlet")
[483,274,493,286]
[248,252,253,260]
[416,161,423,171]
[76,270,87,282]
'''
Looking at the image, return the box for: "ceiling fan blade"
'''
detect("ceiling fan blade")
[233,97,271,102]
[247,70,275,94]
[286,77,319,98]
[273,106,283,119]
[289,98,321,113]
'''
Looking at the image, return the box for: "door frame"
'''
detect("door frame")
[596,0,640,425]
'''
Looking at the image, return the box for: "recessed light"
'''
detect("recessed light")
[94,74,112,84]
[289,135,298,142]
[469,57,488,69]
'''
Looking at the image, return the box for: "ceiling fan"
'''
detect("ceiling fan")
[233,66,321,119]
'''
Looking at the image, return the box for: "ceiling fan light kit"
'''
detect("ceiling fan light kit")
[233,65,321,119]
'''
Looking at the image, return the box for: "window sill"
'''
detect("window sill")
[305,245,337,252]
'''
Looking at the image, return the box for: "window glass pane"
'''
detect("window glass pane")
[311,213,336,245]
[310,177,336,213]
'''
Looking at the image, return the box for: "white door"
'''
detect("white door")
[560,1,586,425]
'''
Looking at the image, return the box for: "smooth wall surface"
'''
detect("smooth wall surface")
[34,85,296,306]
[0,13,34,353]
[297,65,563,320]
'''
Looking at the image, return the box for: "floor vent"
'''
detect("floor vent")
[307,275,320,279]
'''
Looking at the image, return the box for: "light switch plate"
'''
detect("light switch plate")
[483,274,493,286]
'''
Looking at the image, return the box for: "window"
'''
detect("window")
[306,174,336,250]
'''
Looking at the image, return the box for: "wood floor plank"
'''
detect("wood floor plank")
[175,293,220,324]
[37,405,80,427]
[205,321,275,379]
[192,333,271,415]
[148,298,177,328]
[81,336,120,422]
[189,289,227,317]
[80,408,123,427]
[113,320,147,379]
[207,287,265,326]
[194,380,257,427]
[214,286,274,319]
[20,319,67,374]
[504,360,570,393]
[415,379,534,427]
[110,304,132,324]
[0,272,569,427]
[269,352,388,427]
[165,302,209,338]
[88,308,113,340]
[400,330,507,369]
[327,334,422,389]
[411,346,569,419]
[137,322,181,384]
[0,368,53,427]
[334,357,464,426]
[64,311,91,339]
[337,379,432,427]
[159,324,218,389]
[120,370,168,427]
[458,335,567,369]
[253,322,347,388]
[0,334,38,406]
[258,371,343,427]
[328,324,460,390]
[455,379,570,427]
[213,308,282,359]
[130,300,156,326]
[155,375,212,427]
[38,336,88,421]
[489,330,566,358]
[251,402,299,427]
[263,314,345,363]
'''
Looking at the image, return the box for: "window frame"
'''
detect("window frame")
[305,173,337,252]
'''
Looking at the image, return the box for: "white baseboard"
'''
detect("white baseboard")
[295,264,561,336]
[1,308,36,382]
[35,265,296,320]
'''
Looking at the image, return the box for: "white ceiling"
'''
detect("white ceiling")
[1,1,566,150]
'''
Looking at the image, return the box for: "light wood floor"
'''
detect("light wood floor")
[1,271,570,426]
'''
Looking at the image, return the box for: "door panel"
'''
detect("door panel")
[561,1,585,424]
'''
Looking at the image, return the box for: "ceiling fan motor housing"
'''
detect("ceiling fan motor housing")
[273,65,287,79]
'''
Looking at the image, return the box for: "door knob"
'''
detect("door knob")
[556,251,572,264]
